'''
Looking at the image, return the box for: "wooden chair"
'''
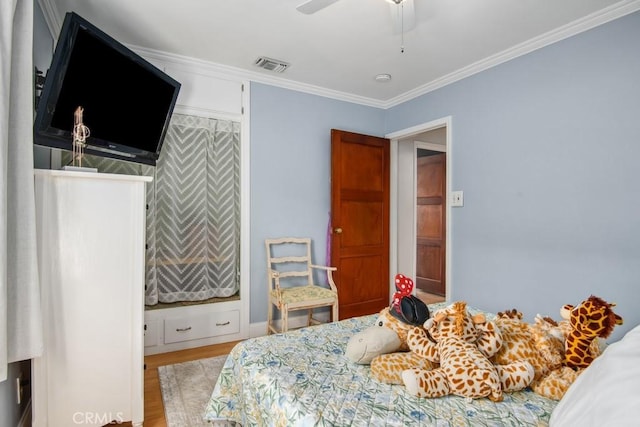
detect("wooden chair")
[265,237,338,334]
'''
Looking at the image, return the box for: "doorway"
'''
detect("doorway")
[387,117,451,304]
[416,149,446,301]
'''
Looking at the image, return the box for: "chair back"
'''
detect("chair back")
[265,237,315,290]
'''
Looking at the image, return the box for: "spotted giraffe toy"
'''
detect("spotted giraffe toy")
[491,295,623,400]
[401,302,534,401]
[492,310,563,381]
[562,295,623,369]
[346,274,438,384]
[492,310,578,400]
[363,306,439,384]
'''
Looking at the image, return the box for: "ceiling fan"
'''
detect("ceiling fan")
[296,0,416,34]
[296,0,340,14]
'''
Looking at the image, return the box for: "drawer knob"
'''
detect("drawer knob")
[216,321,230,326]
[176,326,192,332]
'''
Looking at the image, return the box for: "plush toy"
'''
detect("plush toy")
[562,295,623,369]
[493,310,565,380]
[529,313,570,369]
[388,273,431,326]
[492,295,623,400]
[346,306,439,385]
[492,310,576,400]
[401,302,534,401]
[345,309,403,364]
[346,274,434,384]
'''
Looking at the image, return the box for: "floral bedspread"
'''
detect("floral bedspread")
[204,304,557,426]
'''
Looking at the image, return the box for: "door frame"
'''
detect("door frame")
[386,116,452,300]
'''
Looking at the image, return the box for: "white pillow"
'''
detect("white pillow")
[549,324,640,426]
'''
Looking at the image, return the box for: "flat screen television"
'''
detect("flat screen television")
[34,12,181,166]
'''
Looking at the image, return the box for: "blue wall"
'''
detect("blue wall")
[385,11,640,341]
[249,84,385,323]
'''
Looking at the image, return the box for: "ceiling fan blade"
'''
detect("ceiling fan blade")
[296,0,340,15]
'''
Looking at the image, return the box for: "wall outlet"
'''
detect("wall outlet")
[451,191,464,207]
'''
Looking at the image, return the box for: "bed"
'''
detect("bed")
[203,303,562,426]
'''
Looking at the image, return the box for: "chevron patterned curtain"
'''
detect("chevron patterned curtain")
[62,113,241,305]
[60,153,154,176]
[146,114,241,304]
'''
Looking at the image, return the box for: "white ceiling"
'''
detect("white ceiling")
[38,0,640,108]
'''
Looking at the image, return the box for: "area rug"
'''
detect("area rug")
[158,354,233,427]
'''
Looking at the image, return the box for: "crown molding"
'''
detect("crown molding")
[132,47,387,108]
[37,0,640,110]
[36,0,386,108]
[37,0,63,42]
[382,0,640,108]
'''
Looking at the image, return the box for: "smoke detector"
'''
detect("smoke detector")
[375,73,392,82]
[254,57,290,73]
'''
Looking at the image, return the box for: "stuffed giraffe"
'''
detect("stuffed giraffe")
[492,310,578,400]
[362,307,439,384]
[401,302,534,401]
[492,295,623,400]
[346,274,437,384]
[368,302,513,385]
[493,310,562,382]
[562,295,623,369]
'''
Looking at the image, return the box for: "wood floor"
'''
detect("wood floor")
[416,290,445,305]
[122,291,444,426]
[121,340,240,427]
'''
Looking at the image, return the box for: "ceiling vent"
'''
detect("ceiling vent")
[254,57,290,73]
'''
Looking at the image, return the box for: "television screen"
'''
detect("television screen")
[34,12,181,166]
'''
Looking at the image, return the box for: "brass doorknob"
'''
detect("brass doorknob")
[334,227,343,234]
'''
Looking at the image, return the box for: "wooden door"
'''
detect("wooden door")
[415,152,446,295]
[330,129,390,319]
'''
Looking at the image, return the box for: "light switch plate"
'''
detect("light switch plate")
[451,191,464,207]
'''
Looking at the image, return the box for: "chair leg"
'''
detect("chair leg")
[332,302,339,323]
[307,309,313,327]
[282,306,289,333]
[267,300,274,335]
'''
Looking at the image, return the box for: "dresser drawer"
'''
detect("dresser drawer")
[164,310,240,344]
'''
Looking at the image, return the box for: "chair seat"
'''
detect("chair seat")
[272,285,337,305]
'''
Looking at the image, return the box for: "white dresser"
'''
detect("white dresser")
[32,169,151,426]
